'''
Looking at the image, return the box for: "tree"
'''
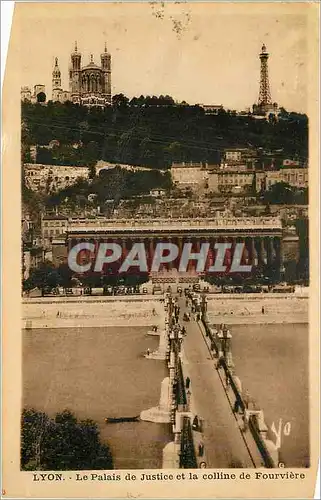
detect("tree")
[21,100,308,169]
[112,93,129,108]
[120,272,149,287]
[37,92,46,103]
[36,147,53,164]
[88,164,96,179]
[295,217,309,283]
[57,263,73,289]
[263,182,295,205]
[24,261,61,294]
[21,409,113,470]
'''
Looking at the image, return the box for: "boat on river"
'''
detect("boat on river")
[104,416,140,423]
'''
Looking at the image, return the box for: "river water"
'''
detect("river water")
[221,323,309,468]
[23,326,172,469]
[23,322,309,469]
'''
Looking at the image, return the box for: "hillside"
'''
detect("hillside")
[22,98,308,169]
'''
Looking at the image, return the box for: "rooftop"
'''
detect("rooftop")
[67,216,283,234]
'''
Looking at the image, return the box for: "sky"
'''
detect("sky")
[13,2,311,113]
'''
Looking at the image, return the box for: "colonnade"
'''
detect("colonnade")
[68,234,284,273]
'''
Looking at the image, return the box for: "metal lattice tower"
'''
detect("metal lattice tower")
[258,44,272,106]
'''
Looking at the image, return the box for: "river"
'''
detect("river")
[223,323,309,468]
[23,326,172,469]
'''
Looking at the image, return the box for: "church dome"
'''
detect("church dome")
[82,54,101,71]
[82,63,101,71]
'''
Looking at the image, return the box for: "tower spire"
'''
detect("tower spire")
[52,56,61,92]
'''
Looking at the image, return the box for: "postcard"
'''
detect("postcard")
[2,1,320,498]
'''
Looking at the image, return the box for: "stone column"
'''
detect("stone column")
[149,238,155,270]
[265,237,274,267]
[226,237,234,270]
[193,237,201,274]
[167,237,173,271]
[176,236,183,275]
[208,237,216,270]
[186,237,192,274]
[260,237,266,265]
[246,237,255,267]
[121,237,127,256]
[242,237,249,266]
[90,238,96,269]
[252,237,258,266]
[273,237,280,265]
[153,237,161,274]
[199,236,208,275]
[255,237,264,267]
[274,236,284,277]
[120,238,128,276]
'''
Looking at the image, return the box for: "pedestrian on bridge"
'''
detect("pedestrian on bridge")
[185,376,190,389]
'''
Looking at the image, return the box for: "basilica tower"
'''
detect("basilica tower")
[100,43,112,105]
[69,41,82,98]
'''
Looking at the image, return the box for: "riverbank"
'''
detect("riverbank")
[22,296,165,329]
[206,294,308,325]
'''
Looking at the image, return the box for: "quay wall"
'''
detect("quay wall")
[22,295,165,329]
[206,294,308,325]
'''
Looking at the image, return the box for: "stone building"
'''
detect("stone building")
[68,42,111,107]
[207,170,254,194]
[41,215,69,248]
[24,163,89,193]
[198,104,224,115]
[21,84,46,103]
[256,168,309,192]
[171,162,208,191]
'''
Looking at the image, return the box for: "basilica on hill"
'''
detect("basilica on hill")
[21,42,112,108]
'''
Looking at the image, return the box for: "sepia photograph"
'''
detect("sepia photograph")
[2,1,320,498]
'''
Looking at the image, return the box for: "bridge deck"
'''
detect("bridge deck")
[179,298,263,468]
